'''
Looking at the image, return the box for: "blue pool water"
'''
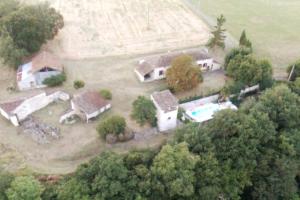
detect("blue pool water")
[191,104,219,117]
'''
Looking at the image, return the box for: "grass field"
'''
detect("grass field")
[188,0,300,74]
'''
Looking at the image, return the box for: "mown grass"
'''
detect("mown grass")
[189,0,300,71]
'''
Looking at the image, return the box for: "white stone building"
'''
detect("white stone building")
[151,90,179,132]
[17,51,64,91]
[135,49,217,82]
[60,91,111,123]
[0,90,70,126]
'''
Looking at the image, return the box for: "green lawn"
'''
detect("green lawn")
[189,0,300,72]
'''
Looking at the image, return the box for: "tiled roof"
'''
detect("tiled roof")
[30,51,63,73]
[73,91,109,115]
[0,99,25,114]
[152,90,178,112]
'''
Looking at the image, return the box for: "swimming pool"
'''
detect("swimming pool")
[185,102,237,123]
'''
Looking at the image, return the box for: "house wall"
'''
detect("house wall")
[151,96,178,132]
[153,67,170,80]
[0,108,10,120]
[197,58,214,70]
[35,71,61,86]
[134,69,146,82]
[13,93,51,121]
[86,103,111,121]
[18,74,36,91]
[156,107,178,132]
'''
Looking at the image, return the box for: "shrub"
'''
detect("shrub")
[131,96,156,126]
[100,89,112,100]
[43,73,66,87]
[73,80,85,89]
[287,61,300,81]
[97,115,126,139]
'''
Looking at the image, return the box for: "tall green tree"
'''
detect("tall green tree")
[239,30,252,50]
[206,14,226,49]
[0,2,63,68]
[6,176,44,200]
[131,96,156,126]
[166,55,202,92]
[151,143,199,199]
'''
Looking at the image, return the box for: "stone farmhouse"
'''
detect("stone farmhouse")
[17,51,64,91]
[60,91,111,123]
[0,90,70,126]
[135,49,218,82]
[151,90,179,132]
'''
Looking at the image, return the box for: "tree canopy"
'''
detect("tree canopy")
[206,14,226,49]
[0,1,63,67]
[239,30,252,50]
[6,176,44,200]
[131,96,156,126]
[166,55,202,92]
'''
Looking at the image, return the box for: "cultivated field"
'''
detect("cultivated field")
[24,0,210,59]
[187,0,300,75]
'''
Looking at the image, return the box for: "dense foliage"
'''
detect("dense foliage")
[42,74,66,87]
[287,60,300,81]
[0,84,299,200]
[6,176,44,200]
[0,0,63,67]
[166,55,202,92]
[206,14,226,49]
[97,115,126,138]
[131,96,156,126]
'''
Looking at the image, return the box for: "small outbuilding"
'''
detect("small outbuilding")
[60,91,111,123]
[17,51,64,91]
[0,90,70,126]
[151,90,179,132]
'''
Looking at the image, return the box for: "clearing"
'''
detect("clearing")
[0,0,226,174]
[24,0,210,59]
[186,0,300,75]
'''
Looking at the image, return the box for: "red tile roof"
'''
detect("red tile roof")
[29,51,63,73]
[73,91,110,115]
[0,99,25,115]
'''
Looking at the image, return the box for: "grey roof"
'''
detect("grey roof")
[152,90,178,112]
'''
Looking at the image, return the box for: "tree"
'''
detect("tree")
[254,84,300,130]
[206,14,226,49]
[97,115,126,138]
[0,0,19,21]
[239,30,252,50]
[291,77,300,95]
[76,152,136,200]
[99,89,112,100]
[0,3,63,68]
[166,55,202,92]
[0,171,14,200]
[224,47,251,70]
[151,143,199,199]
[57,178,91,200]
[131,96,156,126]
[226,54,272,87]
[6,176,44,200]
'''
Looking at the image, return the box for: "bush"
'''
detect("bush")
[100,89,112,100]
[97,115,126,139]
[131,96,156,126]
[73,80,85,89]
[43,73,66,87]
[287,61,300,81]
